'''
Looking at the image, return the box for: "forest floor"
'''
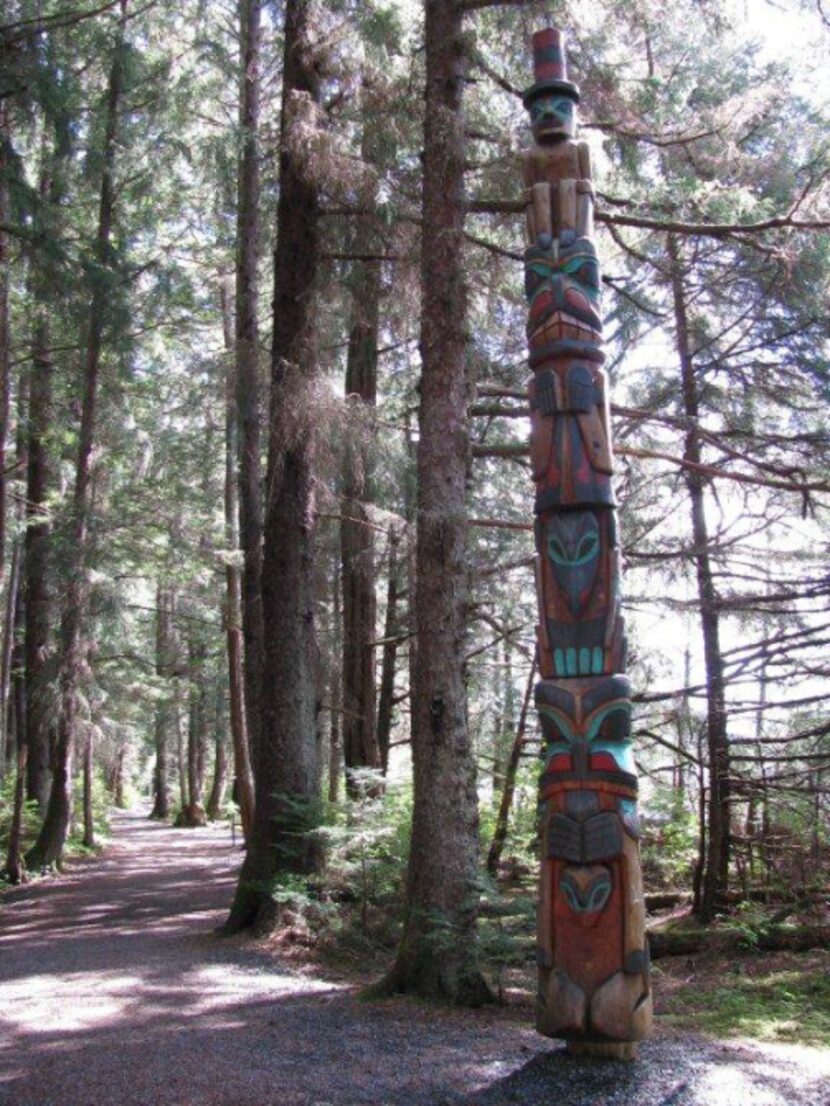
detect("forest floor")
[0,809,828,1106]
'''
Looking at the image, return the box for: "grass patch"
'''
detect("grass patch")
[659,957,830,1046]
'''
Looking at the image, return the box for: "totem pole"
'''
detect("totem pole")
[521,28,653,1053]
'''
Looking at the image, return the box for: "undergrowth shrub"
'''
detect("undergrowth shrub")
[317,771,413,950]
[0,775,40,882]
[67,767,111,852]
[640,785,698,889]
[722,901,778,950]
[478,874,536,998]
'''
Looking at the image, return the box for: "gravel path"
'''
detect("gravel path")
[1,809,827,1106]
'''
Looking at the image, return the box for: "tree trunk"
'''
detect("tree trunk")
[328,557,343,803]
[111,746,126,808]
[5,357,28,776]
[648,923,830,959]
[9,547,26,776]
[181,635,208,826]
[0,98,11,580]
[24,325,55,811]
[491,637,515,801]
[669,235,731,923]
[226,0,324,933]
[748,599,770,882]
[206,727,229,821]
[673,645,692,795]
[175,678,187,812]
[487,655,536,876]
[82,727,94,848]
[380,0,491,1006]
[341,208,381,795]
[150,584,172,819]
[0,535,21,777]
[0,105,23,825]
[221,279,255,841]
[692,723,707,914]
[25,0,127,871]
[4,540,26,883]
[235,0,265,768]
[24,67,69,811]
[376,525,401,775]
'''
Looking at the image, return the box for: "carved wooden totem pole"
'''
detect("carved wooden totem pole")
[522,28,653,1054]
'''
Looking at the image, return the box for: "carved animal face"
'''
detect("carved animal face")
[589,703,636,776]
[546,511,600,617]
[538,690,635,782]
[525,238,602,335]
[559,244,600,301]
[560,865,612,915]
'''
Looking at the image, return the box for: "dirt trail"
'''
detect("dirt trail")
[1,809,827,1106]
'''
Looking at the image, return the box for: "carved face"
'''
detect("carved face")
[538,683,635,783]
[529,93,576,142]
[525,237,602,337]
[546,511,600,617]
[558,241,600,301]
[560,865,612,915]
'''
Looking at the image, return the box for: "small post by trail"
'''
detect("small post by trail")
[520,27,653,1057]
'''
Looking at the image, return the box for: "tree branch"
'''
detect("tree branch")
[461,0,532,16]
[466,197,830,243]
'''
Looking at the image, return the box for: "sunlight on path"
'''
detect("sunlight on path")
[0,970,145,1032]
[0,809,826,1106]
[0,809,347,1106]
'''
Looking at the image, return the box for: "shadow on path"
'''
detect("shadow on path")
[1,809,827,1106]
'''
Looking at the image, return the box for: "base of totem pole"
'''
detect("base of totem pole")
[566,1041,638,1061]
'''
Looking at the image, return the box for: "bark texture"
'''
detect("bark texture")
[24,87,70,811]
[82,727,94,848]
[110,747,126,807]
[235,0,265,767]
[24,323,55,810]
[206,729,229,821]
[4,543,25,882]
[0,99,10,579]
[328,561,342,803]
[221,280,255,840]
[1,538,21,775]
[376,526,401,774]
[226,0,323,933]
[341,223,381,794]
[380,0,490,1005]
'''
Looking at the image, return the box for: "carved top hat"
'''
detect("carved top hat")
[523,27,580,107]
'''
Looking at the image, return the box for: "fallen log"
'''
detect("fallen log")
[645,891,692,910]
[648,923,830,959]
[644,887,818,912]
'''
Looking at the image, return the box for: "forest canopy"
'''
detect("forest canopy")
[0,0,828,998]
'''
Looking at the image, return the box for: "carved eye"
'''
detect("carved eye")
[578,261,599,290]
[548,537,567,564]
[586,879,611,912]
[574,533,599,563]
[562,881,580,912]
[597,708,631,742]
